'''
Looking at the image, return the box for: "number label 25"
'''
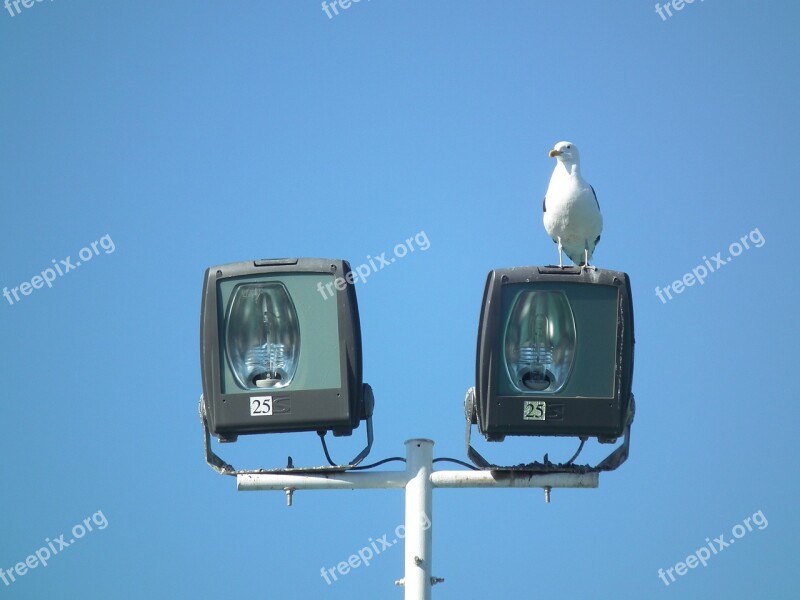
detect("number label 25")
[523,400,546,421]
[250,396,273,417]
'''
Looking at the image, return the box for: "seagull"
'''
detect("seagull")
[542,141,603,269]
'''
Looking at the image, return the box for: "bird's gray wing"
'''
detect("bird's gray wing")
[590,185,600,210]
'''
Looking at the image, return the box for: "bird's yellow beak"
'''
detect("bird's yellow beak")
[549,149,561,157]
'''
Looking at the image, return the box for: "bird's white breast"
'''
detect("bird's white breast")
[543,173,602,243]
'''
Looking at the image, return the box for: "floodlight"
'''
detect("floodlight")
[465,266,635,470]
[199,258,374,471]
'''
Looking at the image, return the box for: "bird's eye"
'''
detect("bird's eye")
[566,145,571,149]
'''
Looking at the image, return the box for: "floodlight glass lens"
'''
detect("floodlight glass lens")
[225,282,300,390]
[504,290,576,393]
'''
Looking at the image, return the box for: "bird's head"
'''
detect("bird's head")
[548,141,579,164]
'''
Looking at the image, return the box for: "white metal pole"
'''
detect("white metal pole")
[235,469,598,492]
[235,440,599,597]
[403,439,434,600]
[431,470,598,488]
[237,470,408,491]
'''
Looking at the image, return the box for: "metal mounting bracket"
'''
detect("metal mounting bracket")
[464,387,634,473]
[199,393,374,476]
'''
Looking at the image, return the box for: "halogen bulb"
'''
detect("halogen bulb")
[247,293,287,388]
[518,313,553,391]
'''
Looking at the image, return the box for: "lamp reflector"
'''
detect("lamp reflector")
[503,290,576,394]
[224,282,300,390]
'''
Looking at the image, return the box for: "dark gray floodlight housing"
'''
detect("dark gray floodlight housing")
[201,258,371,445]
[470,266,634,447]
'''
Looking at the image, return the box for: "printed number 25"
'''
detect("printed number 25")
[251,398,272,416]
[524,401,545,421]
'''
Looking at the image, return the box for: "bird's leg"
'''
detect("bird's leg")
[581,244,597,271]
[557,237,564,268]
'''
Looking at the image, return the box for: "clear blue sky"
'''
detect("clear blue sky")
[1,1,797,598]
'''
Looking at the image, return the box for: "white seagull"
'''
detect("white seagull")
[542,141,603,268]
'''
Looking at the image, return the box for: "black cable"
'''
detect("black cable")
[318,432,338,467]
[319,431,405,470]
[433,457,480,471]
[350,457,407,470]
[565,436,588,465]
